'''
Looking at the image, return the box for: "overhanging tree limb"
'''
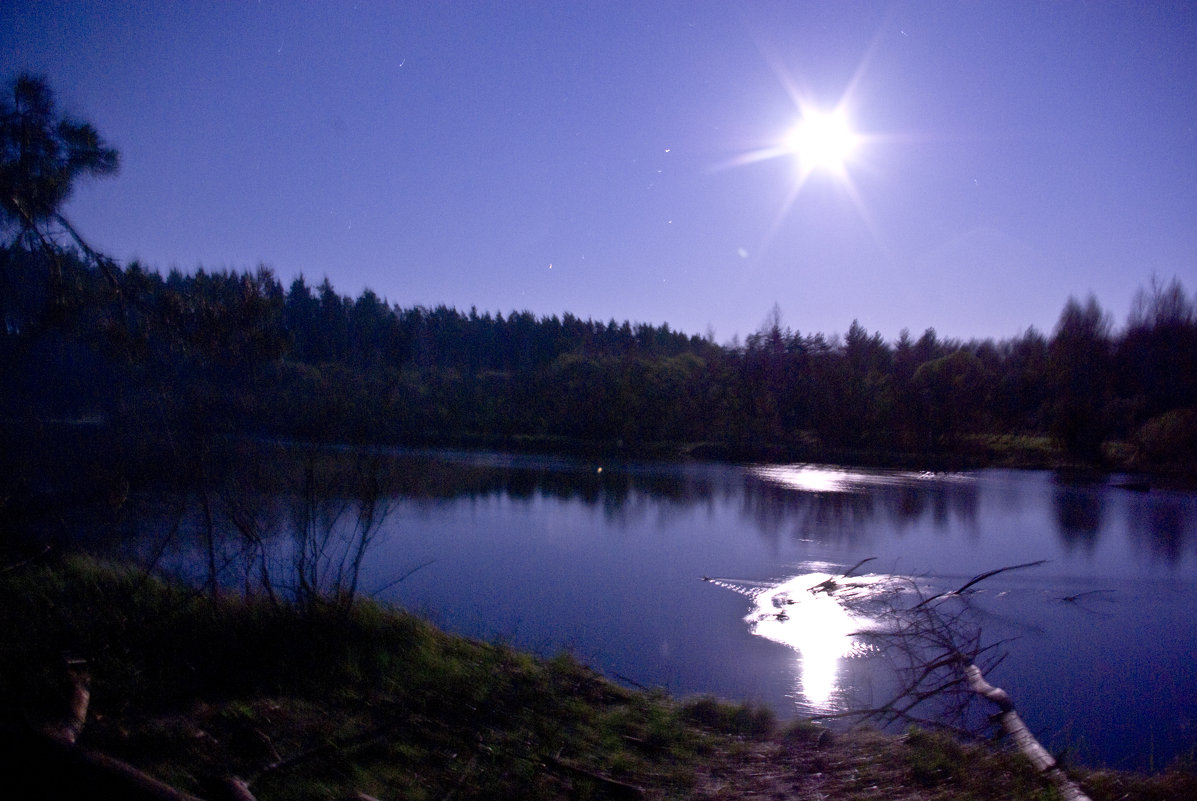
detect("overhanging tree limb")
[2,72,123,316]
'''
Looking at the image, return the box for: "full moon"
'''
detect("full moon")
[783,109,859,175]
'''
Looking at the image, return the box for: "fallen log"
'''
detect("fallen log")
[964,663,1092,801]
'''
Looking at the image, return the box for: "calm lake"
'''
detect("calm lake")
[107,448,1196,771]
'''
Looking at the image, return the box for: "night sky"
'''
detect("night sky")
[4,2,1194,343]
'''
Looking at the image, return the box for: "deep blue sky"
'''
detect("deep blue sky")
[4,2,1194,343]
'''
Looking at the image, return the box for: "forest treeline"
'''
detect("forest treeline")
[3,245,1196,473]
[2,72,1195,481]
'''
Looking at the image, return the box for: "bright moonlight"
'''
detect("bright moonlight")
[784,108,860,175]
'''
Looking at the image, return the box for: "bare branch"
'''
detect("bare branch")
[915,560,1048,608]
[841,556,877,578]
[370,559,437,597]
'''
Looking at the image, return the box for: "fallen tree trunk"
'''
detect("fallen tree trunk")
[964,663,1092,801]
[805,563,1095,800]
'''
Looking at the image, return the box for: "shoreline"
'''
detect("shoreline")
[2,556,1194,800]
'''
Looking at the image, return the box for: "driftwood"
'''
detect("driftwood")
[965,664,1092,801]
[809,556,878,594]
[217,776,259,801]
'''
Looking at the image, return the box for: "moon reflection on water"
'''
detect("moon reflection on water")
[707,569,908,713]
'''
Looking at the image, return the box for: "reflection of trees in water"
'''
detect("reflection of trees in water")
[894,486,926,520]
[1146,502,1186,562]
[802,492,878,545]
[110,450,990,574]
[1050,481,1196,565]
[1124,494,1195,564]
[738,479,878,547]
[136,448,990,548]
[113,449,400,610]
[1051,483,1105,552]
[115,447,1197,583]
[108,447,752,574]
[928,483,979,530]
[889,481,979,534]
[737,472,979,547]
[387,453,731,516]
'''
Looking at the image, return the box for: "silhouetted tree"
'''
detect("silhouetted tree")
[1,73,120,309]
[816,320,893,448]
[912,350,992,446]
[991,328,1050,433]
[1118,276,1197,419]
[1048,296,1113,460]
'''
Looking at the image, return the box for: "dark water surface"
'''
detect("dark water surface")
[115,450,1197,770]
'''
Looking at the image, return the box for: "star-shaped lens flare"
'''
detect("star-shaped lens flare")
[783,106,861,178]
[713,97,875,258]
[712,26,894,258]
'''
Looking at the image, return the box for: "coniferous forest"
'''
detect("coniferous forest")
[3,72,1197,500]
[3,244,1196,473]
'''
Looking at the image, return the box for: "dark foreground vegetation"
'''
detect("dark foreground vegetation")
[2,556,1194,801]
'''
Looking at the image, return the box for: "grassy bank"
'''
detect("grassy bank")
[1,555,1194,800]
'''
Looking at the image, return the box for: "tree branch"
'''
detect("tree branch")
[965,663,1092,801]
[915,560,1048,608]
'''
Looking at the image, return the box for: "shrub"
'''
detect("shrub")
[681,695,775,738]
[1133,407,1197,468]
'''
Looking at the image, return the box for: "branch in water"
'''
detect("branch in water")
[841,556,877,578]
[369,559,437,596]
[915,560,1048,608]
